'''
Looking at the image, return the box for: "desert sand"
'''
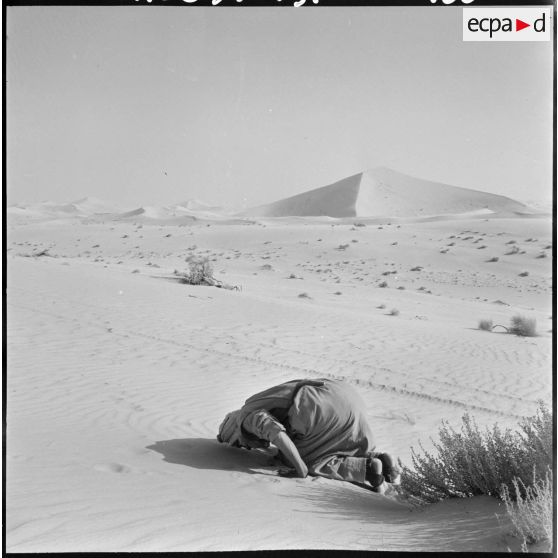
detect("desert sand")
[6,170,553,552]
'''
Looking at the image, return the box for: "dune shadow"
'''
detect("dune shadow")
[147,437,275,475]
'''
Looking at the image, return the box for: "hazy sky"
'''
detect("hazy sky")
[7,5,554,209]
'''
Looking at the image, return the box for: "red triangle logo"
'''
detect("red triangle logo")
[516,18,530,31]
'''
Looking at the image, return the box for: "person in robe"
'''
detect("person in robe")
[217,378,400,492]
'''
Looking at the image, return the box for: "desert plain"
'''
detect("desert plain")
[5,173,553,552]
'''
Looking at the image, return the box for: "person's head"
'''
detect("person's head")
[217,410,242,447]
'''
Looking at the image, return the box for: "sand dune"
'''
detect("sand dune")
[9,169,542,226]
[243,167,534,218]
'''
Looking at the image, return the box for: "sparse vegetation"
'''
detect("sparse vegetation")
[377,304,386,309]
[487,256,499,263]
[476,315,537,337]
[502,471,553,551]
[506,245,520,255]
[378,281,388,288]
[177,256,215,285]
[509,315,537,337]
[410,266,423,272]
[401,402,552,505]
[518,271,529,277]
[389,308,400,316]
[174,256,239,290]
[298,292,311,299]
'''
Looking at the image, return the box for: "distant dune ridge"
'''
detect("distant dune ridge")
[242,167,532,219]
[9,168,538,223]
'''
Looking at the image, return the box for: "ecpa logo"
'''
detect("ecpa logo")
[463,8,551,41]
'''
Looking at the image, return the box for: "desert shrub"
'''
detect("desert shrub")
[509,315,537,337]
[487,257,499,263]
[518,271,529,277]
[176,256,214,285]
[502,471,553,551]
[536,252,547,259]
[478,319,493,331]
[389,308,400,316]
[378,281,388,288]
[377,304,386,309]
[298,292,311,299]
[400,402,552,505]
[506,245,520,255]
[410,266,423,272]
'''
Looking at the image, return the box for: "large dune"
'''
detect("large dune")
[242,167,533,219]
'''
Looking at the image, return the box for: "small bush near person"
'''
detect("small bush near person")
[502,471,553,551]
[400,402,552,505]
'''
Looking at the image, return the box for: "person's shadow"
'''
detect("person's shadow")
[147,438,278,475]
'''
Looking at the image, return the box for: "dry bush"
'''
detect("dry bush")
[378,281,388,288]
[389,308,400,316]
[506,245,520,255]
[502,472,553,551]
[509,315,537,337]
[478,319,493,331]
[487,257,499,263]
[176,256,214,285]
[400,402,552,505]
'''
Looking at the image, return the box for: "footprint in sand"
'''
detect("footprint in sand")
[94,462,132,474]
